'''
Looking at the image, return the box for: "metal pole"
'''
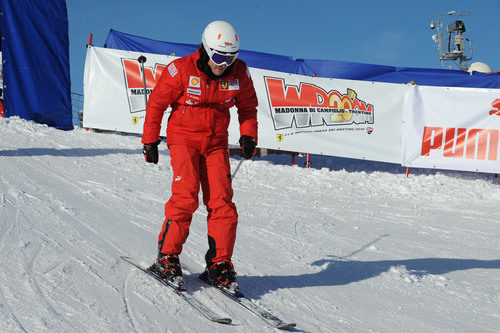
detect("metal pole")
[231,159,244,179]
[138,55,148,109]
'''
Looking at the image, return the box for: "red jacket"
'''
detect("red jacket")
[142,51,258,149]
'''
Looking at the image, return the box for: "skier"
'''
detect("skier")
[141,21,258,291]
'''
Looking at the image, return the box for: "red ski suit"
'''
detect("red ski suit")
[142,51,258,266]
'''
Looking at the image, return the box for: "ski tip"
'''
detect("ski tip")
[277,322,297,330]
[214,318,232,324]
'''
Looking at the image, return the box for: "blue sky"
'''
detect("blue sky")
[67,0,500,94]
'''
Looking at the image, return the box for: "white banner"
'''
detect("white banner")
[83,46,174,133]
[402,85,500,173]
[247,69,404,163]
[84,46,405,163]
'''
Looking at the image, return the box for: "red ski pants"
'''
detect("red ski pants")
[158,145,238,266]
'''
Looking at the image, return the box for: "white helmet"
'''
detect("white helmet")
[202,21,239,66]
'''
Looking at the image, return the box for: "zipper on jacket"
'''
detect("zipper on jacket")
[182,106,186,113]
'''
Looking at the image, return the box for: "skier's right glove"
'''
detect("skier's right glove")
[142,139,161,164]
[239,135,256,159]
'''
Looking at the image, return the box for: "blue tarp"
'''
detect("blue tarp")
[104,29,296,73]
[0,0,73,130]
[105,29,500,89]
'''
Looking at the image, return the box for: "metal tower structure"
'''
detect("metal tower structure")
[430,11,473,71]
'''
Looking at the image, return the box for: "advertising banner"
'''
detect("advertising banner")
[248,69,405,163]
[84,46,405,163]
[83,46,174,133]
[402,85,500,173]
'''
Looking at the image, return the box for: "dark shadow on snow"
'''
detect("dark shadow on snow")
[249,152,500,181]
[236,256,500,300]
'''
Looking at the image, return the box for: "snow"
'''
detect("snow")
[0,116,499,332]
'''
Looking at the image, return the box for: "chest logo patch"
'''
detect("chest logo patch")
[219,79,239,91]
[189,76,201,88]
[187,88,201,96]
[168,63,178,77]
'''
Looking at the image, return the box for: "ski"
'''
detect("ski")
[120,256,232,325]
[199,273,296,330]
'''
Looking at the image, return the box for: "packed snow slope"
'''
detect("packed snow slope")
[0,117,499,333]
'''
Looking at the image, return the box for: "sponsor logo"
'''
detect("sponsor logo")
[264,76,374,130]
[366,127,374,134]
[189,76,200,88]
[132,116,139,125]
[421,103,500,161]
[421,126,499,161]
[277,134,284,142]
[168,63,178,77]
[229,80,239,90]
[219,79,239,91]
[489,98,500,116]
[175,176,182,182]
[122,58,168,113]
[187,88,201,96]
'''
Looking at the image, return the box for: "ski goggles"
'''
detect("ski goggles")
[206,47,238,66]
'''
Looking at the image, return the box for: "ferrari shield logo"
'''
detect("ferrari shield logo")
[277,133,284,142]
[132,116,139,125]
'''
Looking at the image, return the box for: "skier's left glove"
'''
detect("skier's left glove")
[239,135,256,159]
[142,139,161,164]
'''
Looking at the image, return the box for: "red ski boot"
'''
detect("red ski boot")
[151,253,184,288]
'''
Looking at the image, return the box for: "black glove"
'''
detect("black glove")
[239,135,256,159]
[142,139,161,164]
